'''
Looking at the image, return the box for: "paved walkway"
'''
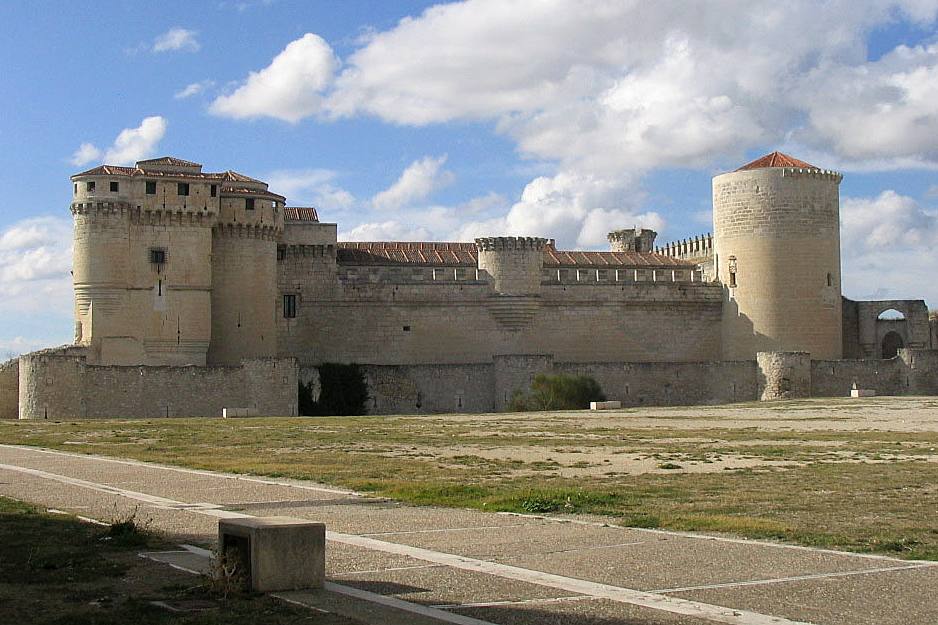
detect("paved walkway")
[1,444,936,625]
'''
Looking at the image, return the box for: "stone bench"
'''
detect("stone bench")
[850,388,876,398]
[218,516,325,592]
[222,407,257,418]
[590,401,622,410]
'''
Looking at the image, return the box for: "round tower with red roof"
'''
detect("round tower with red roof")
[713,151,844,360]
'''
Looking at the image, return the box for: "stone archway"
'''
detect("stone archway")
[882,330,904,359]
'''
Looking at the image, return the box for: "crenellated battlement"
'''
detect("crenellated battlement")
[655,233,714,260]
[212,221,282,241]
[780,167,842,183]
[475,236,549,251]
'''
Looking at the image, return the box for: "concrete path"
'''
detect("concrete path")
[1,444,936,625]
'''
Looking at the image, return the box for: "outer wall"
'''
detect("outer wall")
[0,359,19,419]
[713,168,842,360]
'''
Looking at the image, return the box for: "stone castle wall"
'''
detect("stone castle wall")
[18,353,296,419]
[0,359,19,419]
[357,349,938,415]
[277,277,724,366]
[556,360,758,406]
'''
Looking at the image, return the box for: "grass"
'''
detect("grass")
[0,497,358,624]
[3,397,938,560]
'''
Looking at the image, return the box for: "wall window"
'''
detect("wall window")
[150,248,167,265]
[210,184,217,197]
[73,183,77,195]
[110,181,119,192]
[145,180,157,194]
[245,198,255,210]
[283,294,297,319]
[276,246,286,261]
[86,181,95,192]
[177,182,190,196]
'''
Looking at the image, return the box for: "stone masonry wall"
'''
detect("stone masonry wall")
[360,364,495,415]
[278,281,723,366]
[756,352,811,400]
[556,360,758,406]
[19,355,296,419]
[0,359,19,419]
[810,358,903,397]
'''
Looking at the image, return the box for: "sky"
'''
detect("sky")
[1,0,938,354]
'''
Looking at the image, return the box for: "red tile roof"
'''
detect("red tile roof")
[338,242,478,266]
[136,156,202,168]
[336,241,694,268]
[736,151,819,171]
[284,207,320,222]
[220,186,286,202]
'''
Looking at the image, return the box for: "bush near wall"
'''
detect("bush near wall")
[299,363,370,416]
[509,373,605,411]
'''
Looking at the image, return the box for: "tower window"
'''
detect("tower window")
[210,184,217,197]
[245,198,255,210]
[150,248,166,265]
[728,256,737,288]
[283,294,297,319]
[86,181,95,192]
[110,181,119,192]
[177,182,190,196]
[277,246,286,261]
[73,183,77,195]
[145,180,157,194]
[827,272,833,287]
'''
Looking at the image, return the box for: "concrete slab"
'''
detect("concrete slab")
[669,564,938,625]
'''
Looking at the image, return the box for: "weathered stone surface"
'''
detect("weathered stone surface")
[218,516,325,593]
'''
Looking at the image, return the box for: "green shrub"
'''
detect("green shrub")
[510,373,605,411]
[299,363,370,416]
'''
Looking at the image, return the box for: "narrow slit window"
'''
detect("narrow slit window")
[283,294,297,319]
[728,256,738,288]
[827,272,833,287]
[210,184,217,197]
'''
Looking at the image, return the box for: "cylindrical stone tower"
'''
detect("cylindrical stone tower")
[713,152,843,360]
[71,158,215,366]
[475,237,547,296]
[207,180,285,365]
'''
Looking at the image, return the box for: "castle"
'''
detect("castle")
[2,151,936,419]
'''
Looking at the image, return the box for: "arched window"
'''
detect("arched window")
[878,308,906,321]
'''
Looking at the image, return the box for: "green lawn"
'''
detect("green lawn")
[3,400,938,560]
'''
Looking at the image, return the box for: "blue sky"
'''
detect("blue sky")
[1,0,938,354]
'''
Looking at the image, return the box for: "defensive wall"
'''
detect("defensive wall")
[331,348,938,415]
[16,351,297,419]
[0,358,18,419]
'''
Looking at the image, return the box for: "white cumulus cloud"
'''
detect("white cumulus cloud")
[153,27,200,53]
[841,190,938,303]
[174,80,214,99]
[70,116,168,167]
[210,33,337,123]
[372,155,454,210]
[265,168,356,211]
